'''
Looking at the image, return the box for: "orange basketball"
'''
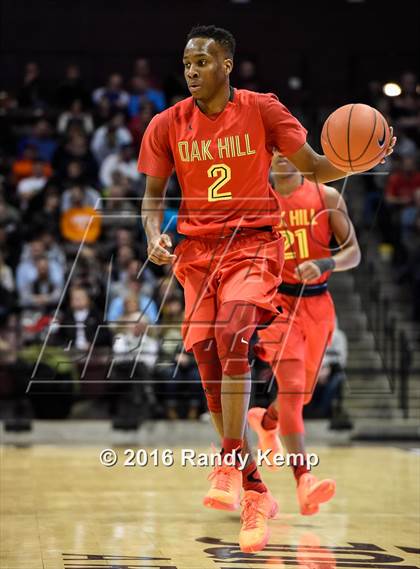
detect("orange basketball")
[321,103,391,173]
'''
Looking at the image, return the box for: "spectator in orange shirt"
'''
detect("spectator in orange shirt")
[11,145,52,183]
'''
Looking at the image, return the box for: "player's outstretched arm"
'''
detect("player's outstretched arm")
[294,186,361,282]
[141,175,176,265]
[288,134,395,184]
[288,143,351,184]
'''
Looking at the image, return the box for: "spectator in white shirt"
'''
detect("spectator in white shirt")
[57,99,94,135]
[17,159,49,209]
[91,112,132,164]
[99,143,141,188]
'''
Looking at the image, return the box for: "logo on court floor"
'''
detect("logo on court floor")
[196,537,420,569]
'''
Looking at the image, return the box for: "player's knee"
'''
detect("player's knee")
[215,302,259,376]
[215,323,251,376]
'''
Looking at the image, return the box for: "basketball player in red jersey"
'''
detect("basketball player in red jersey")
[248,152,361,516]
[139,25,394,552]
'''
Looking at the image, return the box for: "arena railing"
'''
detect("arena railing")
[362,263,413,418]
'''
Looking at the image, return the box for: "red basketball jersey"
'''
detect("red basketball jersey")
[138,89,307,236]
[276,179,333,284]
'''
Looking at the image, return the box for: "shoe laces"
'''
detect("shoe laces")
[240,494,264,530]
[208,465,234,492]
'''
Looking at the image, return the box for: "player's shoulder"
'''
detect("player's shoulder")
[321,184,346,208]
[147,96,194,128]
[234,88,280,107]
[170,96,195,120]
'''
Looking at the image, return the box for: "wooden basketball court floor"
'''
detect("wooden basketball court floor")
[1,444,419,569]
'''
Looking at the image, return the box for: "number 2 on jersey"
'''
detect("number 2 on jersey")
[281,228,309,260]
[207,163,232,202]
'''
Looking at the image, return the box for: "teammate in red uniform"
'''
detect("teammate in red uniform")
[248,152,361,515]
[139,25,394,552]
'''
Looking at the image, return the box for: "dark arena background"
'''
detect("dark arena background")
[0,1,419,567]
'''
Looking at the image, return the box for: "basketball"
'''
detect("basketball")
[321,103,391,172]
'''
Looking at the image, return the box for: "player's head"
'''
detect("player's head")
[184,25,235,100]
[270,151,301,194]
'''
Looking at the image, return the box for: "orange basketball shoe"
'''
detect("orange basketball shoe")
[247,407,283,470]
[203,465,242,511]
[239,490,279,553]
[297,473,336,516]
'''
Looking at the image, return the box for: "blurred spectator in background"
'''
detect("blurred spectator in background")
[133,57,160,88]
[112,297,158,370]
[58,286,111,351]
[99,143,141,188]
[0,251,16,326]
[392,72,420,145]
[18,256,62,313]
[109,293,158,421]
[18,120,57,162]
[56,64,89,108]
[107,276,158,324]
[61,183,100,212]
[30,189,61,238]
[111,245,135,283]
[17,159,49,211]
[57,99,94,136]
[93,96,113,127]
[71,247,105,308]
[397,188,420,320]
[61,160,86,187]
[16,238,64,296]
[104,227,144,261]
[155,294,202,419]
[18,62,48,109]
[101,174,139,231]
[385,157,420,253]
[52,134,98,185]
[60,185,102,247]
[110,258,156,299]
[92,73,129,110]
[305,324,348,419]
[91,112,132,163]
[0,203,22,270]
[128,100,157,146]
[393,131,417,159]
[11,145,52,183]
[128,76,165,117]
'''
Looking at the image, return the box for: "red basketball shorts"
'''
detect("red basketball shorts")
[173,229,284,352]
[255,291,335,404]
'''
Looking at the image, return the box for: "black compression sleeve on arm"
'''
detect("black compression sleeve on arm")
[313,257,336,275]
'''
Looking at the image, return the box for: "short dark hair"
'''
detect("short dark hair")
[187,25,235,58]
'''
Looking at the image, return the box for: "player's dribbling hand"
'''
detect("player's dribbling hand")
[294,260,321,282]
[381,126,397,163]
[148,234,177,265]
